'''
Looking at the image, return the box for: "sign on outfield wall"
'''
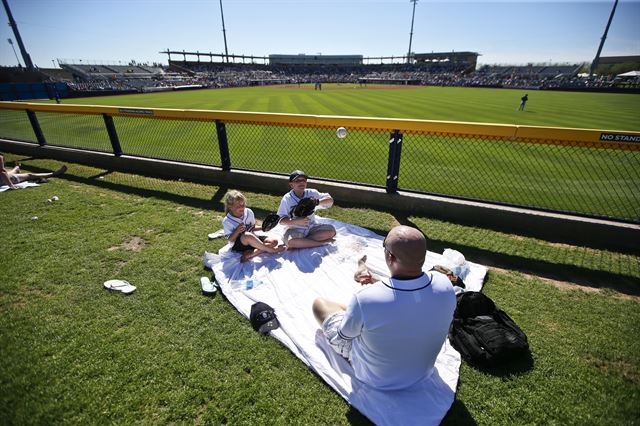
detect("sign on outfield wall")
[599,133,640,143]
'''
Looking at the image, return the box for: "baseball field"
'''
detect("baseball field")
[67,84,640,131]
[6,84,636,221]
[1,85,638,424]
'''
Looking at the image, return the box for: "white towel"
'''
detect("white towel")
[0,181,40,193]
[204,217,487,425]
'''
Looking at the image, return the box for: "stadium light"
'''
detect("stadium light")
[7,38,21,67]
[407,0,418,64]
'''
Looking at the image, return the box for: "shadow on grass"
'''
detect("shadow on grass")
[346,406,374,425]
[25,163,237,214]
[25,161,637,296]
[464,351,535,377]
[393,215,640,298]
[441,398,477,426]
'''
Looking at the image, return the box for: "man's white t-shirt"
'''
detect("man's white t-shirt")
[339,271,456,390]
[277,188,329,231]
[222,208,256,242]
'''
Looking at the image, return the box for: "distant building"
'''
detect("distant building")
[269,54,363,66]
[413,51,479,71]
[594,55,640,76]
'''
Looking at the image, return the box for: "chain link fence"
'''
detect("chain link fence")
[1,102,638,223]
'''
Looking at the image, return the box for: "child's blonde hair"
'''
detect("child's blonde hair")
[224,190,247,214]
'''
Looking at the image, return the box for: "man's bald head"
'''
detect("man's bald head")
[384,225,426,274]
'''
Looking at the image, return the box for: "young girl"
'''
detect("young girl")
[222,190,286,262]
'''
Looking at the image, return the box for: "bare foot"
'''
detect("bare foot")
[274,245,287,253]
[354,255,372,284]
[265,240,278,248]
[241,249,260,262]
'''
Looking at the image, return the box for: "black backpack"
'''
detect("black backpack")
[449,291,529,366]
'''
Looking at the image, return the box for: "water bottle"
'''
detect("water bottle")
[229,279,266,291]
[229,280,245,291]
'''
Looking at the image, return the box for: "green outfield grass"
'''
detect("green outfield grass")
[2,85,639,221]
[67,84,640,131]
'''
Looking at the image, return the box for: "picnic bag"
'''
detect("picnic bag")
[449,291,529,366]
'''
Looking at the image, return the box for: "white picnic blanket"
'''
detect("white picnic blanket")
[0,181,39,192]
[204,217,487,426]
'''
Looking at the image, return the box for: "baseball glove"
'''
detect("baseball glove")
[261,213,281,232]
[290,197,319,218]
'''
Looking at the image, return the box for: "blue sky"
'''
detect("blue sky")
[1,0,638,68]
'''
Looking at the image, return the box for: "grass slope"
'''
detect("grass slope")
[0,155,638,424]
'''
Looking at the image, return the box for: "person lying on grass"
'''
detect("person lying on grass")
[0,154,67,189]
[222,190,286,263]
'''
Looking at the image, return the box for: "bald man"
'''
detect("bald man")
[312,225,456,390]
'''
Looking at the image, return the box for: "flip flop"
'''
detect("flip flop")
[103,279,136,294]
[200,276,217,297]
[207,229,225,240]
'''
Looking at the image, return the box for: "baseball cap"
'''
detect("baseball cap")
[289,170,308,182]
[249,302,280,335]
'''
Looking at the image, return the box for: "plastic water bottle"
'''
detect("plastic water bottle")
[229,280,245,291]
[229,279,266,291]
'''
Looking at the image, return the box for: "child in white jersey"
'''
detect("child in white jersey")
[222,190,285,262]
[277,170,336,249]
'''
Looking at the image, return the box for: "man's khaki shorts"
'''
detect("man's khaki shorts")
[283,224,335,246]
[322,312,352,360]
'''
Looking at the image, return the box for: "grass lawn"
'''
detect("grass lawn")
[0,154,638,424]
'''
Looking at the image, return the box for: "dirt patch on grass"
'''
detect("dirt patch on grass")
[492,266,639,302]
[108,236,147,252]
[586,355,640,385]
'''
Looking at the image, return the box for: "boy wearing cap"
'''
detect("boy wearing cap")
[277,170,336,249]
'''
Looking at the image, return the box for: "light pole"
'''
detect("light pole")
[2,0,34,69]
[407,0,418,64]
[219,0,229,63]
[590,0,618,77]
[7,38,21,67]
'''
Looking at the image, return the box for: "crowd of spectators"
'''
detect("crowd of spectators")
[62,61,638,94]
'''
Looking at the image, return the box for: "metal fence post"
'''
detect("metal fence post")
[26,110,46,146]
[386,130,403,193]
[216,120,231,171]
[102,114,122,156]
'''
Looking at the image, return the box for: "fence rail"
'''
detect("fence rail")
[1,101,638,223]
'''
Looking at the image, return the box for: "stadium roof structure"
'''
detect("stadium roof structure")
[598,55,640,64]
[616,70,640,77]
[413,51,479,62]
[413,51,479,71]
[269,54,363,66]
